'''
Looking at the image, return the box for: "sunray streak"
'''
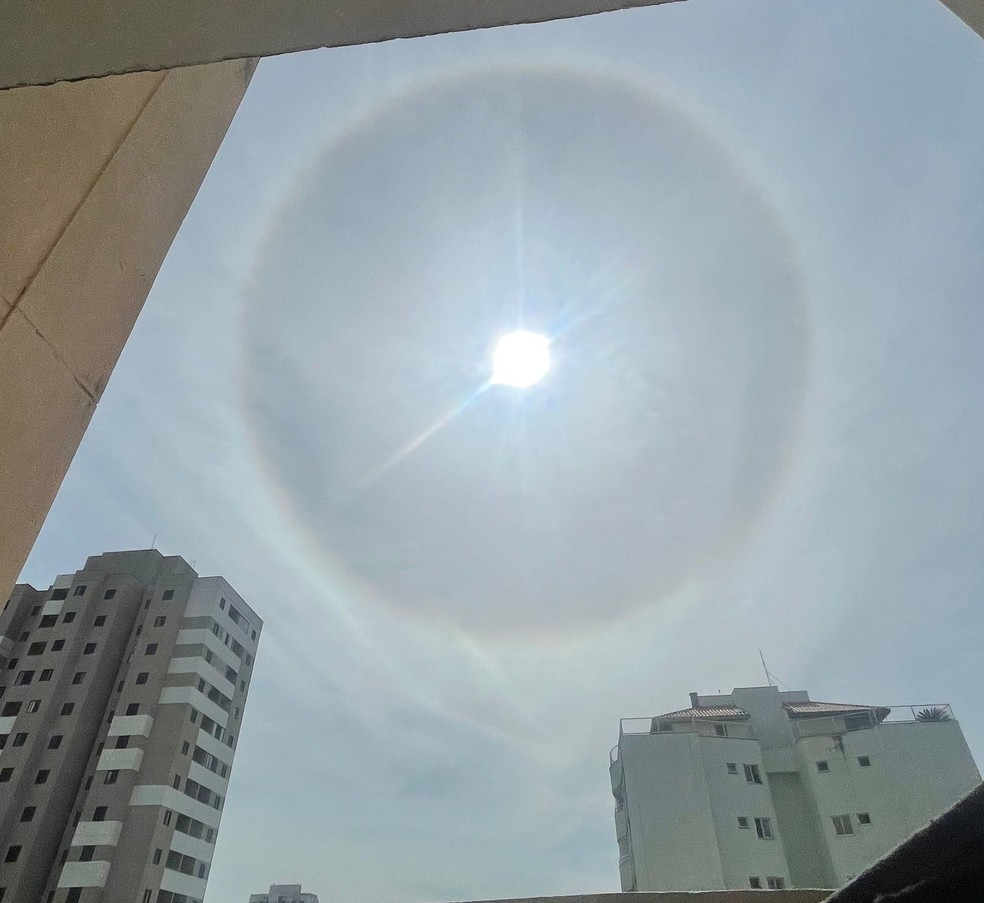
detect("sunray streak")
[357,380,493,488]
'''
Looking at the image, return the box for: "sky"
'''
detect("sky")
[20,1,984,900]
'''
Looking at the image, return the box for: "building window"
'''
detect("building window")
[13,733,27,747]
[67,890,82,903]
[15,670,34,685]
[173,774,182,789]
[163,809,172,826]
[181,741,189,755]
[1,701,21,716]
[74,585,87,596]
[146,643,158,655]
[726,762,738,774]
[4,846,21,863]
[79,846,95,862]
[744,764,762,784]
[51,588,69,601]
[737,816,750,828]
[154,616,166,627]
[144,599,151,610]
[63,612,76,623]
[143,891,152,903]
[94,616,106,627]
[713,723,727,737]
[154,849,162,864]
[832,814,854,835]
[84,643,97,655]
[52,639,64,650]
[189,710,198,723]
[35,769,50,784]
[105,770,119,784]
[93,806,108,822]
[5,658,16,670]
[20,806,36,822]
[136,672,149,685]
[27,641,46,656]
[30,606,40,616]
[61,702,75,716]
[251,629,257,640]
[754,817,773,839]
[162,590,175,600]
[39,615,57,628]
[115,736,129,749]
[26,699,40,713]
[126,703,140,716]
[40,669,53,681]
[85,776,92,790]
[858,756,871,767]
[749,878,762,889]
[0,735,6,749]
[817,761,830,773]
[104,589,117,600]
[0,768,13,782]
[767,877,786,889]
[48,735,63,749]
[72,672,85,684]
[858,812,872,825]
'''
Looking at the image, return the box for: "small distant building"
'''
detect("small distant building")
[249,884,320,903]
[610,686,981,893]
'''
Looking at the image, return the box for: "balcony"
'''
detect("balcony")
[612,716,756,763]
[791,703,955,740]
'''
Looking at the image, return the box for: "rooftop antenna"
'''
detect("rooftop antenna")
[151,534,157,550]
[759,650,775,687]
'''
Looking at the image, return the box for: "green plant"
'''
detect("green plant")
[915,706,950,722]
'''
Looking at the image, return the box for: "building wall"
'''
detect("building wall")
[698,736,789,890]
[796,722,982,885]
[618,732,726,891]
[0,60,254,607]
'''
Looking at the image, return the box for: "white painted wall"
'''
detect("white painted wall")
[615,688,982,892]
[618,732,725,891]
[699,735,788,889]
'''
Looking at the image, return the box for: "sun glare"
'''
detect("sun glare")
[490,331,551,388]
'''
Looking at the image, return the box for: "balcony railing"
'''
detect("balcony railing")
[613,715,756,759]
[791,704,955,740]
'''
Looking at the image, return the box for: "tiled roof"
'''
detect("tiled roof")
[783,701,890,721]
[656,706,750,721]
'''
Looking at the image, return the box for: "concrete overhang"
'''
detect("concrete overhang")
[1,0,682,90]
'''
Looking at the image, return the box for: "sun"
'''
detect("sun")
[490,331,551,388]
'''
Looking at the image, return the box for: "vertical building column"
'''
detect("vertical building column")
[0,59,255,602]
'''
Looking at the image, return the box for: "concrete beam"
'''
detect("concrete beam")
[0,59,254,600]
[0,0,681,90]
[453,894,828,903]
[940,0,984,40]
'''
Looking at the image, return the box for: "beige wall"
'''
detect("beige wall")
[0,60,254,603]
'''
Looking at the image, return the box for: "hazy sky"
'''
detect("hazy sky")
[21,1,984,900]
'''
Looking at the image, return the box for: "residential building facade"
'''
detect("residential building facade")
[610,686,981,892]
[249,883,321,903]
[0,550,262,903]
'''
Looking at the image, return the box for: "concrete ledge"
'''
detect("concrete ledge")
[454,893,829,903]
[1,0,681,90]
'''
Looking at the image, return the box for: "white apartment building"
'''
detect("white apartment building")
[249,884,320,903]
[610,686,981,892]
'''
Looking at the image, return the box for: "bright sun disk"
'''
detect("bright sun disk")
[490,331,551,388]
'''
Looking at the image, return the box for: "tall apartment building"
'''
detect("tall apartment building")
[249,883,320,903]
[610,686,981,893]
[0,550,262,903]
